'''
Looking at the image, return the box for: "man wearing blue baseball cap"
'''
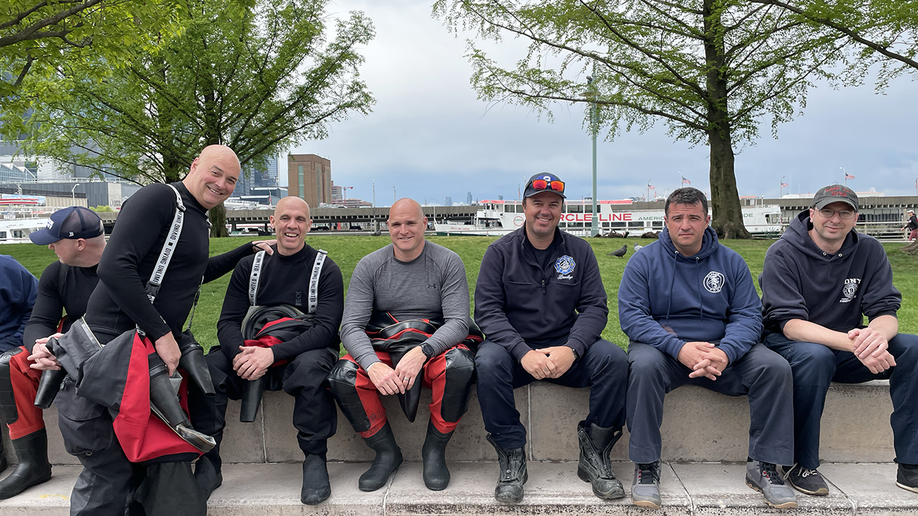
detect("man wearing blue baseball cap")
[474,172,628,503]
[0,207,105,499]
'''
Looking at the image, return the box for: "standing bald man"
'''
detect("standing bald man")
[45,145,272,516]
[189,196,344,505]
[329,199,476,492]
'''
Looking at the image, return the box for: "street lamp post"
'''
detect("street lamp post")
[580,73,599,237]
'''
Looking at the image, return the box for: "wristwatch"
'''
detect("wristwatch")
[568,346,580,362]
[420,343,435,360]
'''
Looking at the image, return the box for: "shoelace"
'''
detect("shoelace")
[783,465,818,481]
[638,463,659,485]
[762,463,786,485]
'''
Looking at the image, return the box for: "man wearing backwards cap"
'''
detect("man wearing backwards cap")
[902,209,917,241]
[0,207,104,499]
[474,172,628,503]
[760,184,918,496]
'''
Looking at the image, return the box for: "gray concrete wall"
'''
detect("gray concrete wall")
[16,380,892,466]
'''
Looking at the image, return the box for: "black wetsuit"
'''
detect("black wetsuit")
[24,261,99,345]
[191,243,344,487]
[61,182,254,516]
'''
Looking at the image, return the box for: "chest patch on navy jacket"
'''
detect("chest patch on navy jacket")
[703,271,725,293]
[555,255,576,279]
[840,278,860,303]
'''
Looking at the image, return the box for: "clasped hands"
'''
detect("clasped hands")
[677,341,728,381]
[848,327,895,374]
[521,346,576,380]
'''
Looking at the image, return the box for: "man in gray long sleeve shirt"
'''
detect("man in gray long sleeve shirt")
[329,198,475,493]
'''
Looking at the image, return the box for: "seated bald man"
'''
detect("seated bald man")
[189,197,344,505]
[328,198,477,492]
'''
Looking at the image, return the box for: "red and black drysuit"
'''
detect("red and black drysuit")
[187,243,344,491]
[58,182,257,516]
[328,312,480,438]
[0,262,98,445]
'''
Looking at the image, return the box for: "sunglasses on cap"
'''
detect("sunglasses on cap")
[531,178,565,194]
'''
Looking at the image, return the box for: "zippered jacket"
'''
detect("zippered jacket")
[474,227,608,361]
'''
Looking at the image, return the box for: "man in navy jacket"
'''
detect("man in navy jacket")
[475,172,628,504]
[619,187,796,510]
[761,184,918,496]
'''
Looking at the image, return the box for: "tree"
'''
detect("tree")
[434,0,853,238]
[747,0,918,83]
[20,0,375,236]
[0,0,181,118]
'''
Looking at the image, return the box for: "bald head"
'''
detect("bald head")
[271,196,312,256]
[388,198,428,261]
[275,196,310,219]
[184,144,241,209]
[389,198,424,221]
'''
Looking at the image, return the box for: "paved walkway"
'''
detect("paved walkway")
[1,461,915,515]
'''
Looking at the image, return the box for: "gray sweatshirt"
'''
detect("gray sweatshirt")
[340,241,470,371]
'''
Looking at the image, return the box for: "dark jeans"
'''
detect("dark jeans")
[475,338,627,450]
[626,341,794,465]
[765,332,918,469]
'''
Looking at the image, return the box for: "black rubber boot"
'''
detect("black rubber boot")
[576,420,625,499]
[149,354,216,452]
[0,430,52,499]
[239,376,268,423]
[358,421,403,492]
[177,332,214,396]
[421,420,454,491]
[487,434,527,503]
[301,453,331,505]
[33,369,66,409]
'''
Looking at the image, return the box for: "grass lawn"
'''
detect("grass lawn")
[4,235,916,351]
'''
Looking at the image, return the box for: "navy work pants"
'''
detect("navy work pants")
[765,332,918,469]
[475,338,627,450]
[627,341,794,465]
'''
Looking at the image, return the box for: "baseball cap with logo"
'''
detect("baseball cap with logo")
[29,206,104,245]
[523,172,566,200]
[812,184,858,211]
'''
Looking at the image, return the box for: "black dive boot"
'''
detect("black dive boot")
[421,420,454,491]
[33,369,66,409]
[487,434,527,503]
[176,332,214,396]
[239,376,268,422]
[0,430,52,499]
[301,453,331,505]
[577,420,625,499]
[149,354,216,452]
[358,422,403,492]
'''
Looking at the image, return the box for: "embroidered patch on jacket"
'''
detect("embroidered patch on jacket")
[840,278,860,303]
[703,271,725,293]
[555,255,576,279]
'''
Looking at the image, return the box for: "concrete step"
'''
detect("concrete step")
[8,380,894,467]
[0,461,914,515]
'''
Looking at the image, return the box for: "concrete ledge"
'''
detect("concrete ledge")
[1,462,915,515]
[5,380,894,466]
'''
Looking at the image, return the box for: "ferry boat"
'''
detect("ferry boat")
[433,199,784,237]
[0,218,51,244]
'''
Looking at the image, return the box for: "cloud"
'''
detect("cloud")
[290,1,918,205]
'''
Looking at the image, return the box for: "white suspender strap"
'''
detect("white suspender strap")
[146,184,185,303]
[247,249,326,314]
[248,250,266,306]
[308,250,327,314]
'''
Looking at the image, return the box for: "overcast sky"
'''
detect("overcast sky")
[282,0,918,206]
